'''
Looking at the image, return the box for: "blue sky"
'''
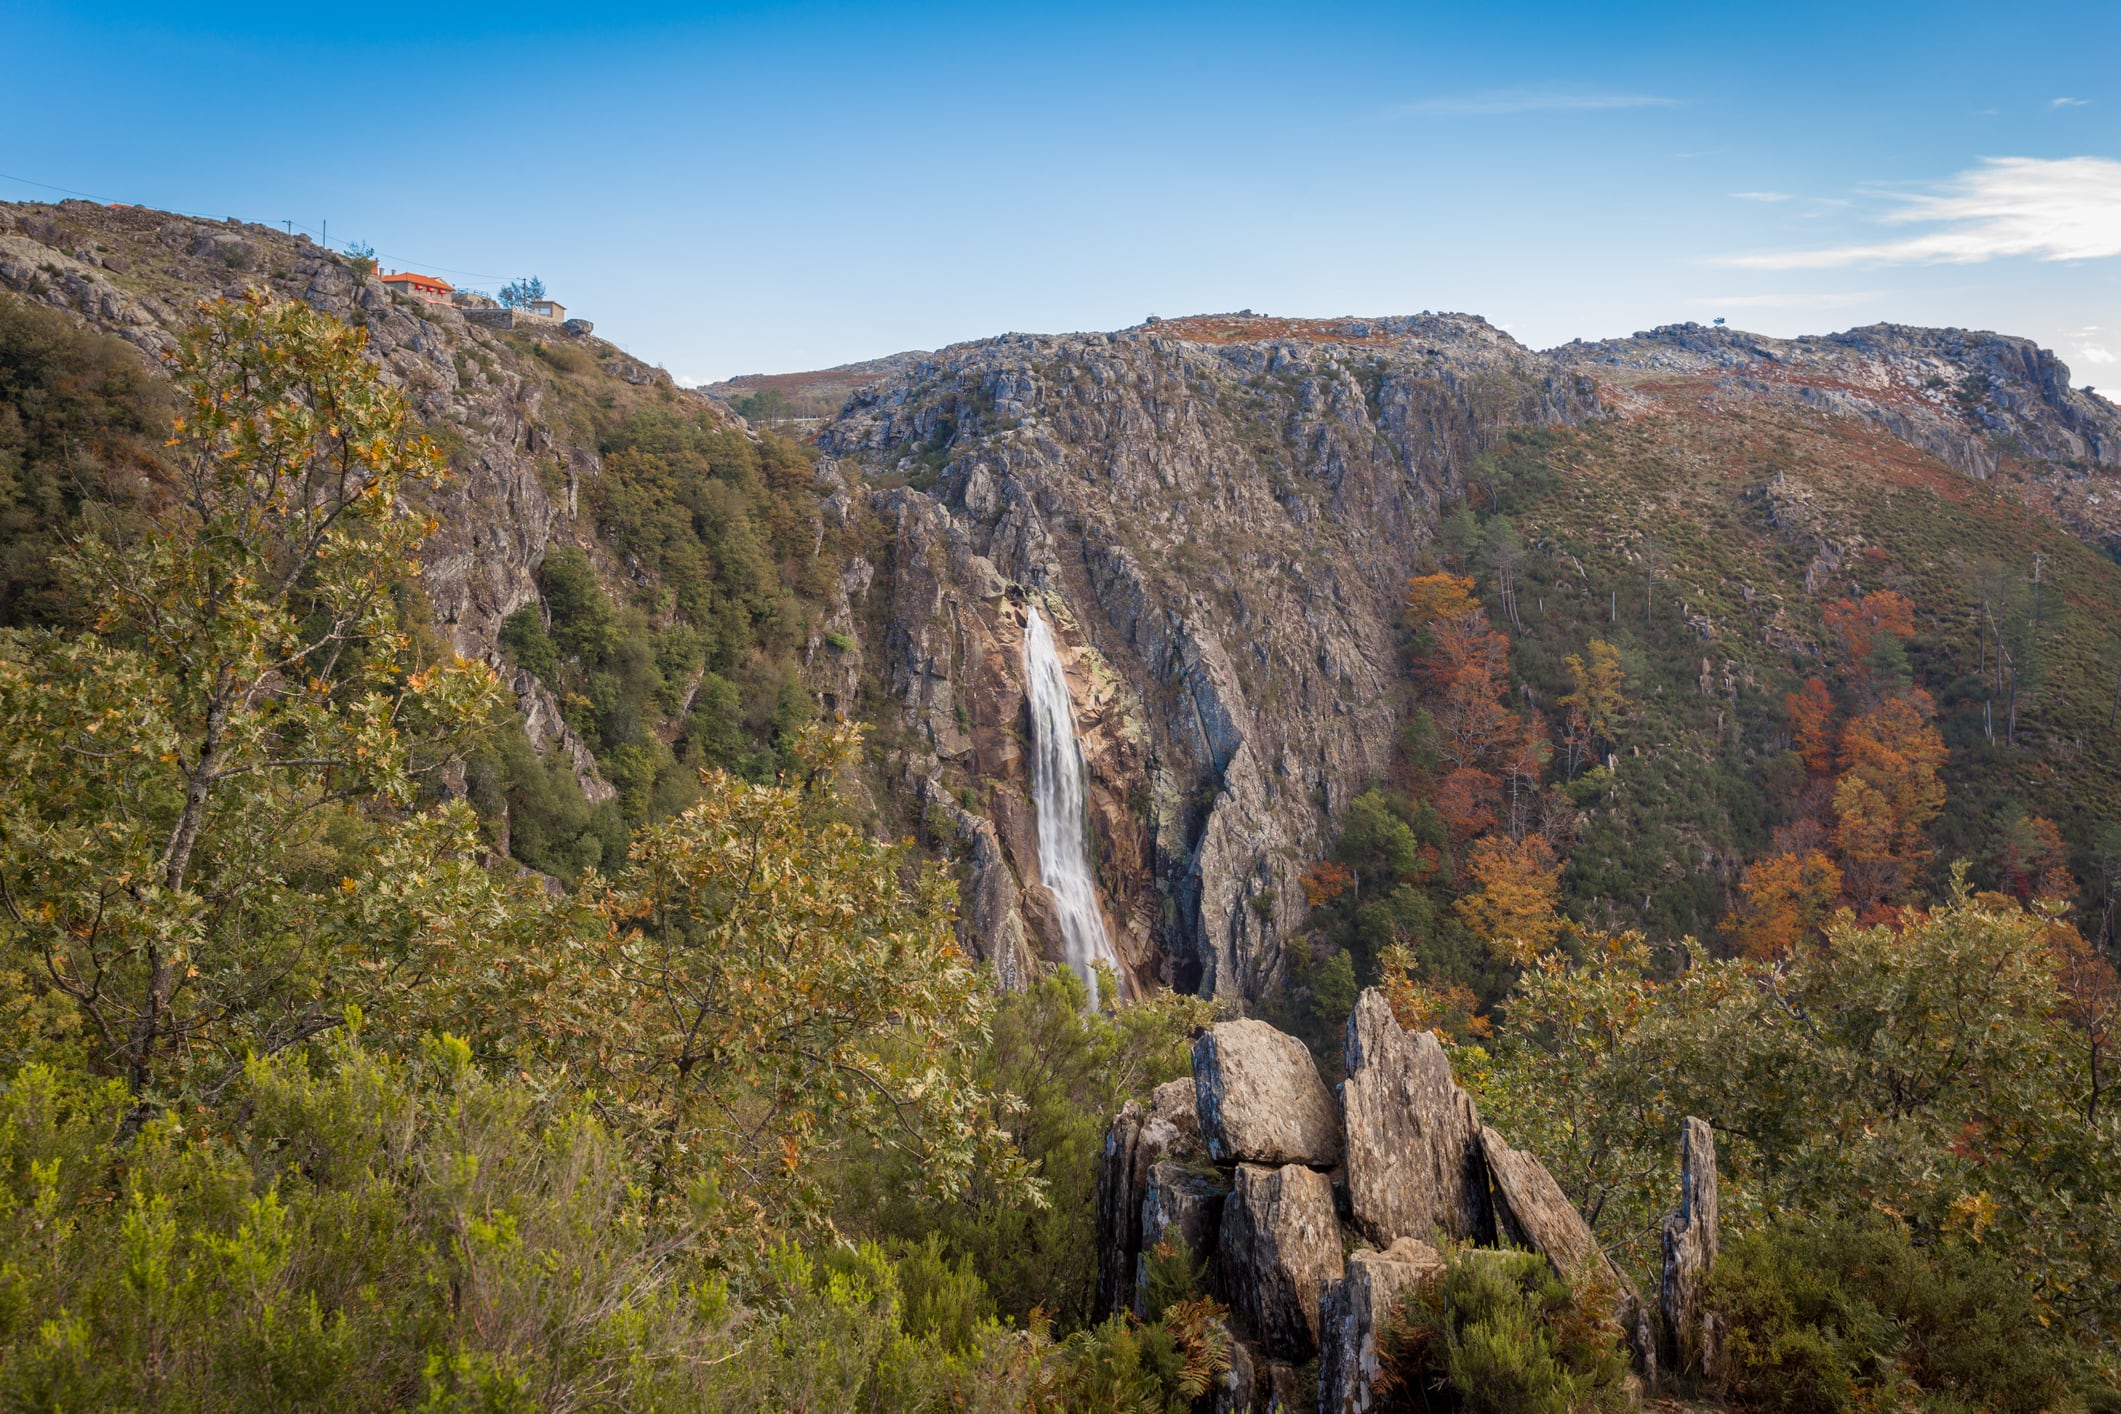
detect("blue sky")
[7,1,2117,386]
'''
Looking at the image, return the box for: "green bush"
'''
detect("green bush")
[839,968,1209,1330]
[1713,1215,2103,1414]
[1382,1246,1631,1414]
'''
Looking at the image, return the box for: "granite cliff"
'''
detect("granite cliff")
[818,309,2121,998]
[9,198,2120,994]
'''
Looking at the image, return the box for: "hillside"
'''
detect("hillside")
[813,310,2121,993]
[0,199,866,881]
[5,198,2120,1410]
[9,204,2120,984]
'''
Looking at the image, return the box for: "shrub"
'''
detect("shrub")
[1713,1215,2099,1414]
[1381,1246,1631,1414]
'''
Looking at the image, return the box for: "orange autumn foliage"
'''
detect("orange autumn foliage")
[1403,572,1480,627]
[1724,850,1843,959]
[1786,676,1836,776]
[1379,942,1493,1044]
[1824,589,1916,664]
[1300,861,1355,908]
[1455,833,1564,965]
[1831,692,1947,906]
[1433,766,1501,841]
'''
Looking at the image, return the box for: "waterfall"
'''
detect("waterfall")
[1022,606,1122,1004]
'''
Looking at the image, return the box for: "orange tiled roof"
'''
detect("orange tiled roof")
[380,270,454,293]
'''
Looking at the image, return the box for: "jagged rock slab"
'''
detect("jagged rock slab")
[1134,1159,1229,1317]
[1482,1126,1657,1379]
[1094,1078,1204,1317]
[1342,988,1490,1245]
[1218,1162,1345,1361]
[1318,1237,1445,1414]
[1661,1116,1721,1380]
[1194,1020,1343,1167]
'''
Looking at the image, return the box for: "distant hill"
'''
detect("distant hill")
[702,349,931,422]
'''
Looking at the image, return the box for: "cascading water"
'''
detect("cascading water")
[1022,605,1123,1004]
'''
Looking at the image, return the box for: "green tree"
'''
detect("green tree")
[0,293,506,1109]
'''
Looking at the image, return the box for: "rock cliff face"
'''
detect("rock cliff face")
[0,199,745,807]
[825,313,1599,997]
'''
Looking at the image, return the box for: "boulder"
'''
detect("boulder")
[1660,1116,1721,1380]
[1482,1126,1657,1379]
[1193,1020,1343,1167]
[1341,989,1490,1245]
[1218,1162,1345,1361]
[1318,1238,1445,1414]
[1094,1078,1205,1316]
[1134,1159,1229,1317]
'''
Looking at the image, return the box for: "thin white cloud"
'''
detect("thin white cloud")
[1731,191,1794,202]
[1720,156,2121,268]
[1387,90,1679,117]
[2079,345,2117,364]
[2052,97,2092,108]
[1695,291,1885,310]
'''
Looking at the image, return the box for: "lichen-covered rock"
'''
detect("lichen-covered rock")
[1342,989,1489,1246]
[1094,1079,1205,1317]
[1318,1238,1445,1414]
[1194,1020,1343,1167]
[1482,1126,1657,1379]
[1134,1159,1228,1317]
[1218,1162,1345,1361]
[1661,1116,1721,1380]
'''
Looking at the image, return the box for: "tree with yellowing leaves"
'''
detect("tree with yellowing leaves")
[1455,833,1564,966]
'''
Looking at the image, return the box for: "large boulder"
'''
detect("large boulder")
[1660,1116,1721,1380]
[1218,1162,1346,1361]
[1134,1159,1229,1317]
[1482,1127,1657,1379]
[1193,1020,1343,1167]
[1318,1237,1445,1414]
[1341,989,1490,1246]
[1095,1078,1205,1316]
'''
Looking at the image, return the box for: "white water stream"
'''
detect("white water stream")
[1022,606,1123,1003]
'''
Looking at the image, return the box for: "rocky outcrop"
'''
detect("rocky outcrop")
[1134,1160,1228,1317]
[1218,1162,1345,1361]
[1318,1237,1445,1414]
[1660,1117,1720,1381]
[507,667,616,805]
[1193,1020,1343,1167]
[1484,1126,1657,1379]
[826,315,1599,997]
[1095,1078,1206,1317]
[1341,990,1489,1246]
[1097,994,1653,1405]
[1565,321,2121,553]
